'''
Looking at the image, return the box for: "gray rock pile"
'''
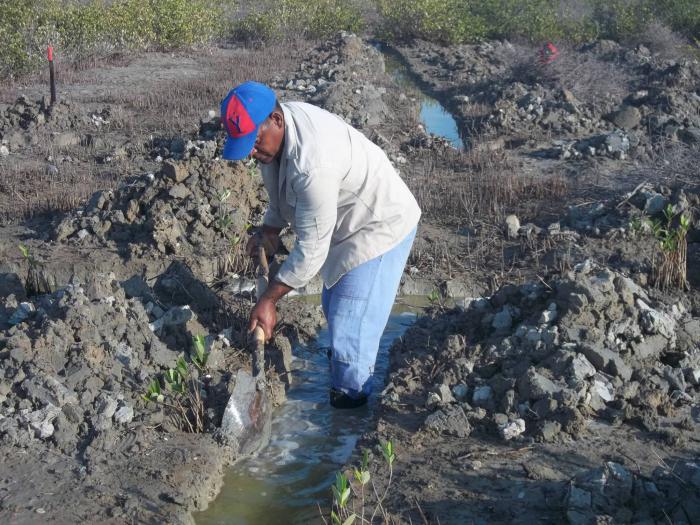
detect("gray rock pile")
[270,32,390,130]
[52,156,263,259]
[0,270,243,456]
[565,460,700,524]
[385,260,699,443]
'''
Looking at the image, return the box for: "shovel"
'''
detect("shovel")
[219,245,271,453]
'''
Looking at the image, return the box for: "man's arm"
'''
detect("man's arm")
[247,166,340,340]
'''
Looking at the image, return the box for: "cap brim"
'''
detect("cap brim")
[222,130,257,161]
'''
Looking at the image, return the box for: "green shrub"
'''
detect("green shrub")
[590,0,654,41]
[376,0,487,44]
[655,0,700,38]
[374,0,694,46]
[234,0,363,42]
[0,0,233,79]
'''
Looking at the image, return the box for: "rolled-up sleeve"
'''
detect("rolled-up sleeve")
[275,167,339,289]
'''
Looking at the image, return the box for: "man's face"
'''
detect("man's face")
[251,111,284,164]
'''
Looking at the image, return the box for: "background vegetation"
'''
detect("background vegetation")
[0,0,233,78]
[1,0,699,79]
[376,0,700,45]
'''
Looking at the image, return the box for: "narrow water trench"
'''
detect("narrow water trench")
[195,311,416,525]
[376,44,465,150]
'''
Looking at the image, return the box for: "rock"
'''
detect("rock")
[22,404,61,440]
[492,306,514,332]
[505,214,520,239]
[0,273,25,299]
[518,368,561,401]
[168,183,191,200]
[678,127,700,145]
[425,391,441,409]
[579,344,632,381]
[634,334,668,360]
[566,484,592,511]
[452,383,468,400]
[570,354,596,381]
[113,405,134,425]
[499,418,526,440]
[637,299,676,339]
[537,421,561,442]
[8,302,35,325]
[472,385,493,406]
[609,105,641,129]
[588,374,615,411]
[149,305,194,332]
[423,405,472,438]
[162,160,190,183]
[644,193,667,216]
[435,383,455,404]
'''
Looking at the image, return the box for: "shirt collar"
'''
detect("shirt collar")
[280,103,299,160]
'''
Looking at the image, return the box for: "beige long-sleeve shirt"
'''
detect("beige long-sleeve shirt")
[260,101,421,289]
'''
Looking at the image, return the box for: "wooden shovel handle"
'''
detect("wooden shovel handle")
[253,325,265,344]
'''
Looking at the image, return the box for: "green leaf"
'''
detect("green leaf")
[331,510,341,525]
[342,514,356,525]
[361,448,369,471]
[176,356,189,377]
[381,440,395,466]
[18,244,29,259]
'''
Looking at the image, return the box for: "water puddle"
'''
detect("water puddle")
[376,44,464,150]
[195,311,415,525]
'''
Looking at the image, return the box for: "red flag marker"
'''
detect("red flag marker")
[48,45,56,105]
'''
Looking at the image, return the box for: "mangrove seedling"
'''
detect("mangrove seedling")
[191,335,209,371]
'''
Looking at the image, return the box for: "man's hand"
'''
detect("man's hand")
[246,226,281,258]
[248,297,276,341]
[247,280,294,341]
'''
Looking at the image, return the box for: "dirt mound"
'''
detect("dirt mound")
[51,151,263,279]
[270,32,390,131]
[385,260,698,443]
[565,459,700,524]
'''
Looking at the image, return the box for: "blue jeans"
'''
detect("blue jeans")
[321,227,417,399]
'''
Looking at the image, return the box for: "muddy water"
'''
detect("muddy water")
[377,44,464,150]
[195,311,415,525]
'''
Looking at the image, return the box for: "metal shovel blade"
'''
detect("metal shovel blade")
[220,369,271,455]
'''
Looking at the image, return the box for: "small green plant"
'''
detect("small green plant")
[142,353,207,432]
[323,441,396,525]
[191,335,209,371]
[629,215,644,237]
[18,243,53,295]
[142,378,164,403]
[426,288,447,313]
[645,204,690,291]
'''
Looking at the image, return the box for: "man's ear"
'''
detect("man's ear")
[270,109,284,129]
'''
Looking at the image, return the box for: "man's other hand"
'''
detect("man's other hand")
[246,227,281,258]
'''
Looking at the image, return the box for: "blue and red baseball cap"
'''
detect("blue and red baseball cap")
[220,81,277,161]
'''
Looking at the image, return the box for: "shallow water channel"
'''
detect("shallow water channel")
[377,44,464,150]
[195,311,416,525]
